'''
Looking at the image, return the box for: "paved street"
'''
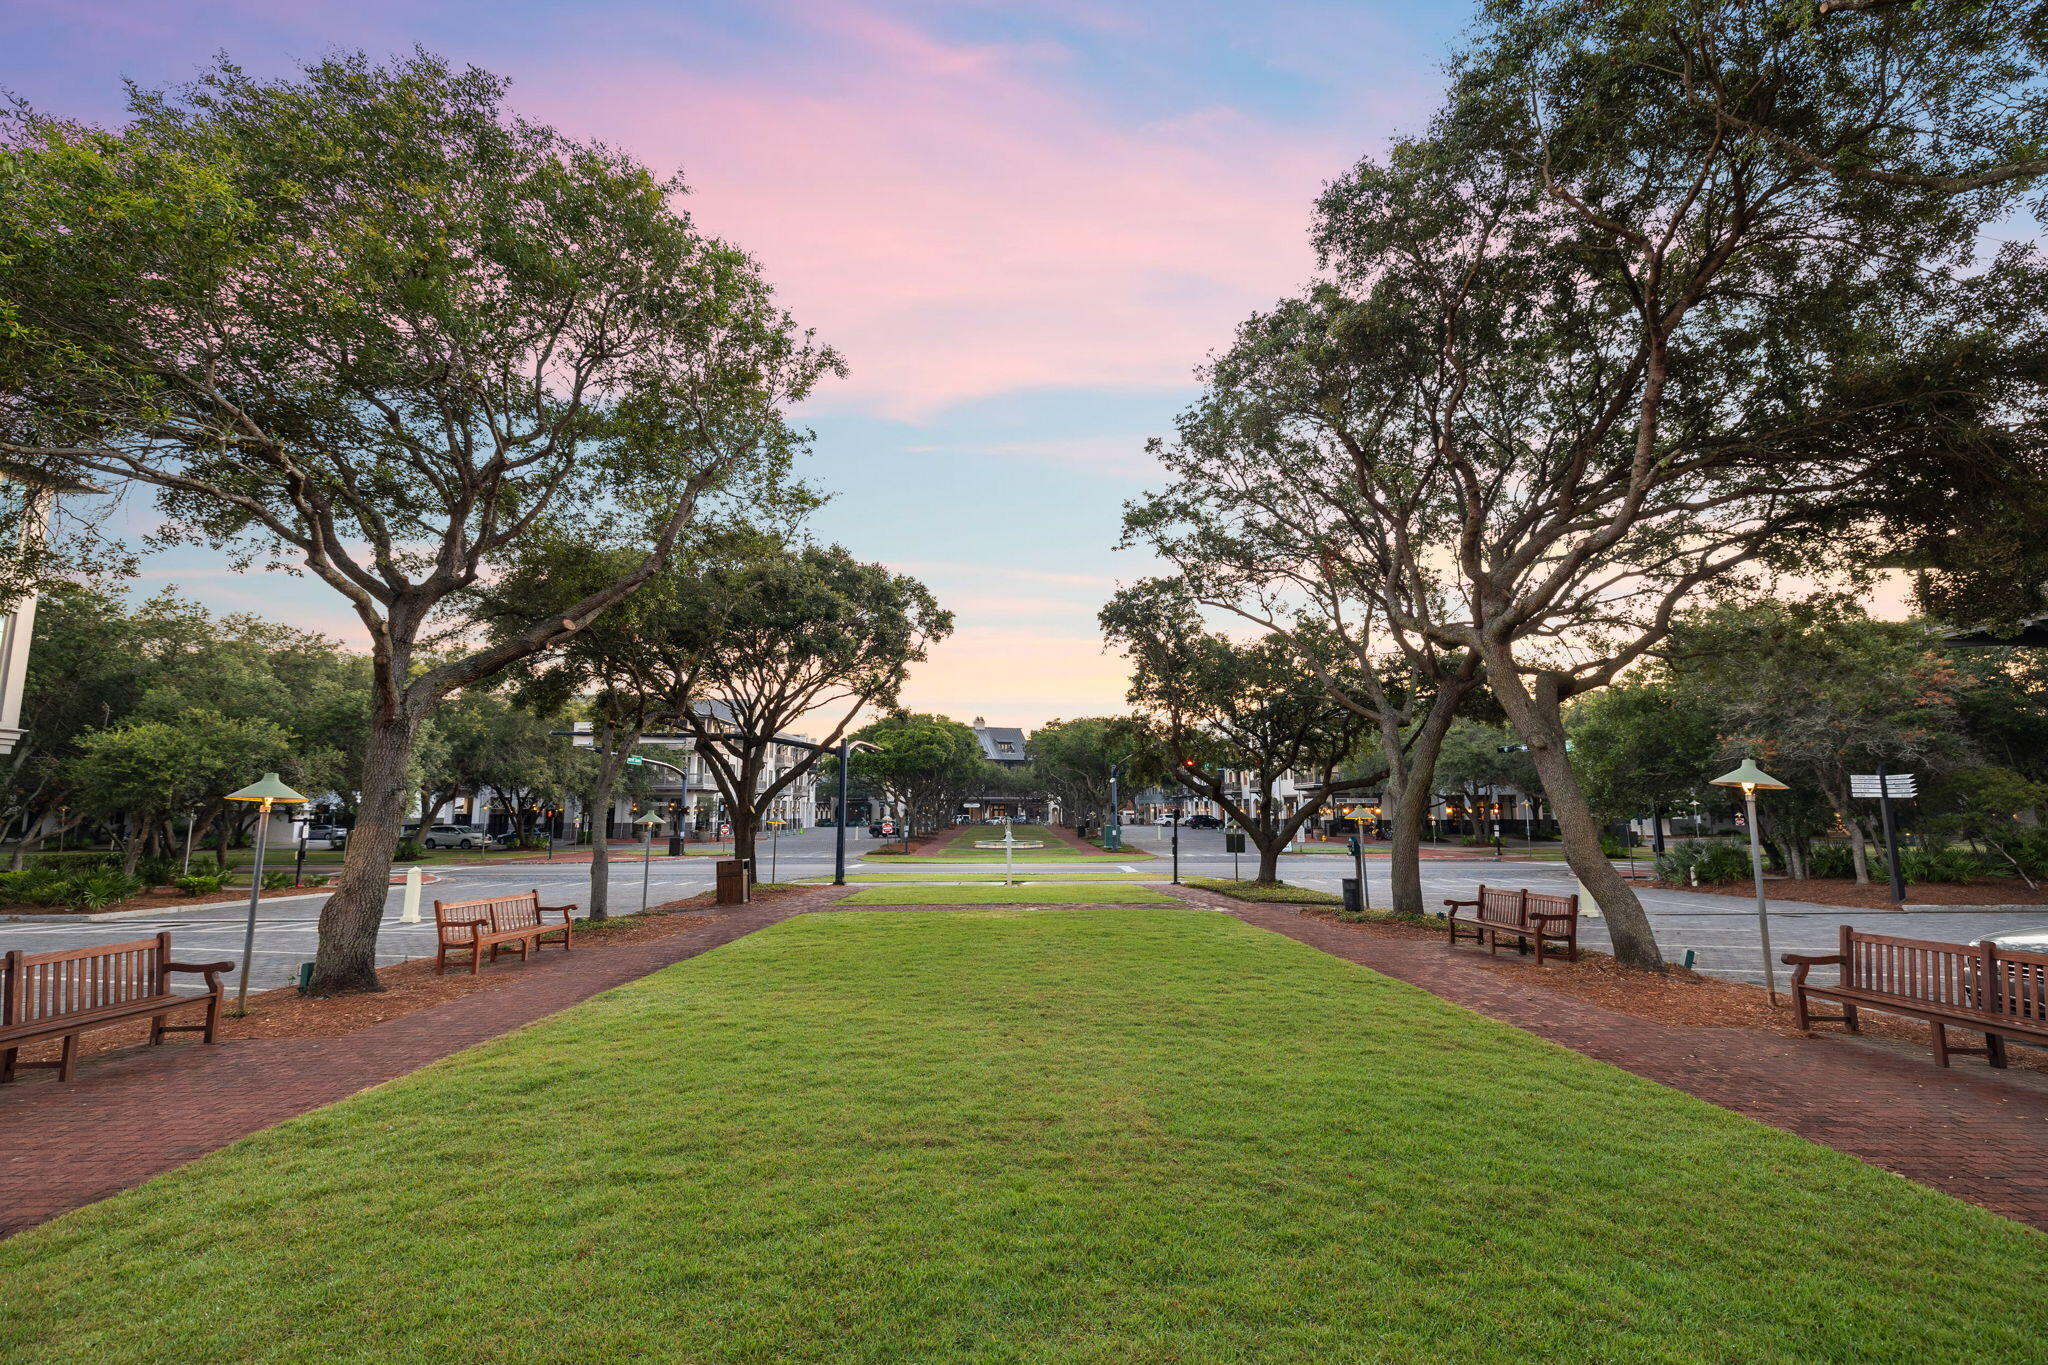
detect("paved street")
[7,826,2047,993]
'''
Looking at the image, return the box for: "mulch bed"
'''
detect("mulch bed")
[1658,876,2048,909]
[0,884,820,1070]
[1298,906,2048,1075]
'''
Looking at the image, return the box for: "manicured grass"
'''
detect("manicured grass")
[878,824,1154,862]
[3,908,2042,1363]
[837,882,1178,905]
[806,872,1161,884]
[1188,876,1344,905]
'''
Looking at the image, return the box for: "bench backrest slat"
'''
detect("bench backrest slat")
[1841,928,1999,1011]
[433,891,544,942]
[1472,885,1577,928]
[1987,945,2048,1021]
[1,933,171,1026]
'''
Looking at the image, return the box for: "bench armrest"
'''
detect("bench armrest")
[1781,951,1844,986]
[1442,898,1478,911]
[538,903,576,923]
[168,959,236,991]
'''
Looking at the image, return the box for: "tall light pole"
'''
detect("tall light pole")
[223,772,307,1012]
[1711,759,1790,1004]
[634,811,663,914]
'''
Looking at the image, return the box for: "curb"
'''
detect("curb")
[0,873,446,923]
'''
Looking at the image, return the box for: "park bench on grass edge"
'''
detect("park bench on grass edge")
[1786,925,2048,1068]
[433,889,574,976]
[1444,885,1581,966]
[1,931,231,1084]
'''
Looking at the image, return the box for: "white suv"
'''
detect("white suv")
[416,824,494,850]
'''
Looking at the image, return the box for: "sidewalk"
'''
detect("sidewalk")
[1174,885,2048,1230]
[0,889,837,1238]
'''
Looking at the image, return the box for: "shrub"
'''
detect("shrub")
[261,870,296,891]
[135,854,182,887]
[1807,843,1857,879]
[510,833,550,850]
[1,867,76,906]
[1656,839,1751,885]
[69,869,146,910]
[1598,833,1627,859]
[172,874,225,896]
[394,839,427,862]
[30,851,120,873]
[1899,846,1983,885]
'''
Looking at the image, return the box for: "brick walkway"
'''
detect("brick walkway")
[1171,887,2048,1230]
[0,890,835,1239]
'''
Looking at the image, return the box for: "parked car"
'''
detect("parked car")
[868,820,897,838]
[413,823,496,850]
[1186,814,1224,830]
[300,823,349,850]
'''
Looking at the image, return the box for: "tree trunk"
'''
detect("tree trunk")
[1486,657,1665,971]
[1846,810,1872,884]
[584,726,638,922]
[308,709,420,994]
[121,817,142,876]
[1381,695,1463,916]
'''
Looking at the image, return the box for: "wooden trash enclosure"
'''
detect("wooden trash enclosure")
[431,889,575,975]
[1786,925,2048,1068]
[0,931,232,1084]
[1443,884,1581,965]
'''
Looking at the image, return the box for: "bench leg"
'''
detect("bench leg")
[149,1012,167,1046]
[1,1046,15,1084]
[57,1032,79,1083]
[1533,935,1547,966]
[1791,987,1810,1031]
[1931,1021,1951,1067]
[202,992,221,1045]
[471,940,484,975]
[435,943,448,976]
[1842,1003,1860,1034]
[1987,1032,2009,1069]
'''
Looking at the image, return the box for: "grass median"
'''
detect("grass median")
[1,906,2040,1363]
[837,882,1178,906]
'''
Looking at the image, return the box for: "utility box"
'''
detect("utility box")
[715,858,750,905]
[1341,877,1362,912]
[668,835,685,857]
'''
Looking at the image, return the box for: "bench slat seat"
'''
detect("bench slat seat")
[433,889,575,975]
[1,932,231,1084]
[1442,885,1579,965]
[1787,926,2048,1068]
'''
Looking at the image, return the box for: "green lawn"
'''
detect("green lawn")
[874,824,1154,862]
[2,907,2041,1363]
[806,872,1161,884]
[838,883,1178,905]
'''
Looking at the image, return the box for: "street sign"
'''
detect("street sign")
[1850,773,1916,800]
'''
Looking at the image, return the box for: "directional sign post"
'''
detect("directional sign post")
[1851,768,1916,907]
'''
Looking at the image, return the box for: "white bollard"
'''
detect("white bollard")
[400,865,422,923]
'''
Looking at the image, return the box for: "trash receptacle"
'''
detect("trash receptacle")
[1341,877,1362,912]
[715,858,749,905]
[667,835,685,857]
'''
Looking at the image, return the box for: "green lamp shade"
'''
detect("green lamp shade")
[1710,759,1788,791]
[225,772,309,804]
[633,812,664,825]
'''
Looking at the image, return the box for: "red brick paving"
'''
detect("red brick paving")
[8,885,2048,1241]
[1169,885,2048,1230]
[0,889,837,1239]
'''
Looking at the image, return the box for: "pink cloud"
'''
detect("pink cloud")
[526,1,1372,418]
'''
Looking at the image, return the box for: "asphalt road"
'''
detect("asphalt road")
[7,826,2045,993]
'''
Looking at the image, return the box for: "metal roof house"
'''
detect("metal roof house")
[972,717,1030,767]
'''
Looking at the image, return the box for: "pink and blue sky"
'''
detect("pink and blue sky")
[4,0,1466,727]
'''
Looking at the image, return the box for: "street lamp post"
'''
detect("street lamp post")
[634,811,663,914]
[223,772,307,1012]
[1711,759,1790,1004]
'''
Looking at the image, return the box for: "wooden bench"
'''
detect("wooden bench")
[1444,884,1581,965]
[433,889,575,975]
[1,932,231,1084]
[1786,926,2048,1068]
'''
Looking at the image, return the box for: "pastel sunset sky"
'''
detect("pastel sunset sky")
[5,0,1471,729]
